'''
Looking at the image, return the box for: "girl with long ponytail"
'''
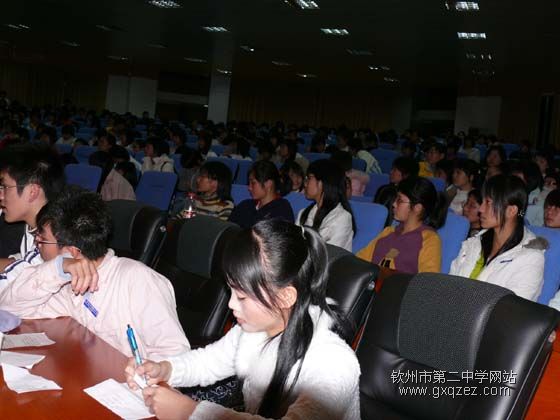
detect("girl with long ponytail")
[125,219,361,420]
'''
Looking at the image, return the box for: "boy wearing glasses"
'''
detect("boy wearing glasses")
[0,143,65,287]
[0,186,190,358]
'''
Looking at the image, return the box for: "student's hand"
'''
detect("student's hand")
[143,386,198,420]
[125,358,172,389]
[62,258,99,294]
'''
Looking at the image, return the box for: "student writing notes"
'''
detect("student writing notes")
[125,219,360,420]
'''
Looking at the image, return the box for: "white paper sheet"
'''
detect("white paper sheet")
[0,351,45,368]
[133,373,148,389]
[1,363,62,393]
[2,332,55,349]
[84,378,153,420]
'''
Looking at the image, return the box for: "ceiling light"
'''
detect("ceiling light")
[368,65,390,71]
[384,77,399,83]
[284,0,320,10]
[147,43,167,49]
[446,1,479,11]
[457,32,486,39]
[472,69,495,76]
[297,73,317,78]
[216,68,232,75]
[272,61,292,66]
[60,40,80,47]
[108,55,129,61]
[95,24,120,32]
[184,57,207,63]
[240,45,255,52]
[147,0,182,8]
[5,24,30,30]
[466,52,493,60]
[347,49,373,56]
[320,28,349,36]
[202,26,228,33]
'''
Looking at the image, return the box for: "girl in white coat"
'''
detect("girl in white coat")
[125,219,361,420]
[297,159,356,251]
[450,175,546,301]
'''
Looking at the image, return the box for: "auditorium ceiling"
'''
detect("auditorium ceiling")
[0,0,556,88]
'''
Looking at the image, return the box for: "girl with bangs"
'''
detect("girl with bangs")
[125,219,360,420]
[450,175,546,301]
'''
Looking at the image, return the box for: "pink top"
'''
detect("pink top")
[100,169,136,201]
[0,249,190,359]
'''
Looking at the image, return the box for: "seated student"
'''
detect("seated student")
[89,151,136,201]
[418,142,445,177]
[115,161,138,190]
[141,137,174,173]
[511,161,545,226]
[347,137,382,174]
[178,161,234,221]
[197,132,217,160]
[273,141,309,172]
[459,189,481,238]
[279,161,305,193]
[56,125,76,145]
[330,150,369,197]
[483,145,506,178]
[297,159,355,252]
[450,175,546,301]
[228,161,294,228]
[125,219,360,420]
[97,133,117,152]
[222,136,253,161]
[177,147,203,193]
[374,157,419,220]
[434,159,454,192]
[458,136,480,163]
[544,189,560,228]
[169,126,188,155]
[0,144,65,284]
[449,159,479,215]
[0,186,189,358]
[357,177,447,274]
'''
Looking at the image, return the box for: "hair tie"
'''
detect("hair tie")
[518,209,525,217]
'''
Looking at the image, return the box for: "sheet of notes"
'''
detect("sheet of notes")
[1,363,62,393]
[84,378,153,419]
[2,332,55,349]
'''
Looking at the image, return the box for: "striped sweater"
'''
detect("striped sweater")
[179,193,234,221]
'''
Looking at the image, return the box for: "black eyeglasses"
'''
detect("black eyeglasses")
[0,184,20,192]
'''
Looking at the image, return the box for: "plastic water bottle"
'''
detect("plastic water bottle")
[181,192,197,219]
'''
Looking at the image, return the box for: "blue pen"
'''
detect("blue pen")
[126,324,143,366]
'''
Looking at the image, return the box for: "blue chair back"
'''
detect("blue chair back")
[302,153,329,163]
[437,212,470,273]
[350,201,388,253]
[352,158,367,172]
[351,195,373,203]
[364,173,390,197]
[428,177,446,192]
[64,164,102,192]
[231,184,252,205]
[285,192,313,219]
[187,134,198,143]
[298,133,313,144]
[528,226,560,305]
[371,149,398,173]
[135,171,177,211]
[378,142,396,150]
[297,143,307,154]
[249,147,258,161]
[206,157,238,180]
[55,143,72,155]
[211,145,226,156]
[135,151,145,162]
[235,160,253,185]
[74,145,97,164]
[171,154,182,173]
[502,143,520,158]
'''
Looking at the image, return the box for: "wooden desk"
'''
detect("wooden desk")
[0,317,136,419]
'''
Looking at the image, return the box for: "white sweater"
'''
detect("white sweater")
[449,228,546,301]
[297,203,354,252]
[166,305,361,420]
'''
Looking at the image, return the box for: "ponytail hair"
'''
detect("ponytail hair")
[397,176,448,229]
[222,219,337,418]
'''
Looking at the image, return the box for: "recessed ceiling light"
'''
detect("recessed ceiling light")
[60,40,80,47]
[272,61,292,66]
[466,52,493,60]
[203,104,209,108]
[108,55,129,61]
[184,57,207,63]
[240,45,255,52]
[147,43,167,49]
[5,23,30,30]
[472,69,495,76]
[147,0,182,8]
[446,1,480,11]
[202,26,228,33]
[95,24,122,32]
[321,28,349,36]
[458,32,486,39]
[347,49,373,56]
[217,68,232,75]
[368,65,390,71]
[284,0,320,10]
[384,77,399,83]
[297,73,317,78]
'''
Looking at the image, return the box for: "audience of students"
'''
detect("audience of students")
[297,159,355,251]
[357,176,447,273]
[450,175,546,301]
[141,137,174,173]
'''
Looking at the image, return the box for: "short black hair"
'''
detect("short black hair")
[146,137,169,156]
[0,143,65,200]
[392,156,419,178]
[37,185,111,259]
[545,189,560,208]
[61,125,75,136]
